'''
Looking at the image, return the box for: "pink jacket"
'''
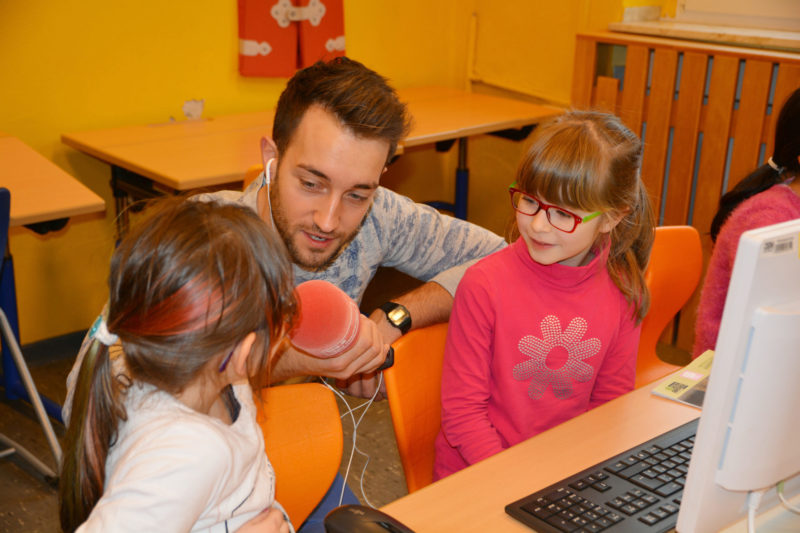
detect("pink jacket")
[434,238,639,480]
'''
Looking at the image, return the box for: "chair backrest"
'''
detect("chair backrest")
[243,163,262,190]
[636,225,703,387]
[383,322,448,494]
[254,382,343,528]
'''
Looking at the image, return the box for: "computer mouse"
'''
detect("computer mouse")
[324,504,415,533]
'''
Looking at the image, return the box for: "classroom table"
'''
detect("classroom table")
[61,86,561,235]
[1,135,105,478]
[379,384,800,532]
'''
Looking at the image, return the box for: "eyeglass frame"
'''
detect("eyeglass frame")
[508,186,603,234]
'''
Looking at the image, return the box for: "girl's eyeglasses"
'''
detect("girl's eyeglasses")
[508,187,602,233]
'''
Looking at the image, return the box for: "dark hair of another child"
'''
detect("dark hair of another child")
[709,88,800,242]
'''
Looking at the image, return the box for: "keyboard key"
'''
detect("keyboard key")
[569,480,589,491]
[546,515,580,532]
[546,488,571,502]
[632,499,650,510]
[592,482,610,492]
[595,517,614,529]
[655,482,682,497]
[606,512,624,523]
[607,497,624,509]
[619,463,649,479]
[650,507,670,520]
[620,504,638,515]
[641,494,660,505]
[521,503,552,519]
[638,513,660,526]
[582,523,604,532]
[629,474,665,491]
[661,503,679,515]
[593,471,609,480]
[605,461,628,474]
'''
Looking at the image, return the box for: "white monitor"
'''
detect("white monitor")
[677,218,800,532]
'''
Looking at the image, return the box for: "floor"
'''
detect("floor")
[0,267,691,532]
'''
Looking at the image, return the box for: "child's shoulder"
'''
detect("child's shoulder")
[123,384,235,448]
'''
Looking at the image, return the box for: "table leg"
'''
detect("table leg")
[454,137,468,220]
[426,137,469,220]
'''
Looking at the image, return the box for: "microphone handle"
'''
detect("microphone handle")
[376,347,395,371]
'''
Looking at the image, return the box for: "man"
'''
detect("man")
[213,57,506,397]
[64,57,505,532]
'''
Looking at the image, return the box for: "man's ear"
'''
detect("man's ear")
[260,136,278,166]
[232,332,257,377]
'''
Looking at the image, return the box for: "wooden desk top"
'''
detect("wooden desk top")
[61,87,561,191]
[0,136,105,227]
[381,385,699,533]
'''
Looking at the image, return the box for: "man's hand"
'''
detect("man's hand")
[271,314,390,383]
[336,306,404,399]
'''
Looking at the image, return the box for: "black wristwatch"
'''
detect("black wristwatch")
[378,301,412,335]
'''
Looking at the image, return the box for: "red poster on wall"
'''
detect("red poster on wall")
[238,0,346,78]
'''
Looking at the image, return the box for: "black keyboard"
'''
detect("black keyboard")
[505,418,699,533]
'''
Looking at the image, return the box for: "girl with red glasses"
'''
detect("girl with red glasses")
[435,111,655,480]
[59,197,297,533]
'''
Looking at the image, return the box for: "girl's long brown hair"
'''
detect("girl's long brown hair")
[59,197,297,532]
[510,110,655,322]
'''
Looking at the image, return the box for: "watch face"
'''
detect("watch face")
[387,307,409,324]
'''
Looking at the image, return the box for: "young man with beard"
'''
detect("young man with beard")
[226,57,506,397]
[63,57,505,532]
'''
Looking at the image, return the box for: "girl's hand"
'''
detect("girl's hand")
[237,508,290,533]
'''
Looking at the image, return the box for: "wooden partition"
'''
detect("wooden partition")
[572,31,800,351]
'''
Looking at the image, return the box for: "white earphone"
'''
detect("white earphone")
[264,157,275,186]
[260,137,275,186]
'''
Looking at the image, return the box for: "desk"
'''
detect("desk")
[1,135,105,477]
[62,87,560,234]
[1,136,105,227]
[380,385,800,532]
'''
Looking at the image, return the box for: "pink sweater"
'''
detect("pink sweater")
[693,183,800,357]
[434,238,639,480]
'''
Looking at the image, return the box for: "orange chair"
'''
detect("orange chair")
[383,322,449,494]
[636,225,703,387]
[243,163,262,190]
[254,382,343,528]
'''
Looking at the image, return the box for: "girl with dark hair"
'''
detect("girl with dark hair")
[59,197,297,533]
[694,88,800,356]
[434,111,655,480]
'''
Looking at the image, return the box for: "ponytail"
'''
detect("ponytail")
[59,339,128,533]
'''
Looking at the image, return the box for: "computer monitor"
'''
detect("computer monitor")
[677,218,800,532]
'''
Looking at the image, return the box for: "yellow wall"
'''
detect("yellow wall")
[1,1,626,343]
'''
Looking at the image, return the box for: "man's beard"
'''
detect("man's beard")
[269,177,369,272]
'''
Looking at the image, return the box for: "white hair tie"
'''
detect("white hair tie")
[767,156,785,174]
[90,315,119,346]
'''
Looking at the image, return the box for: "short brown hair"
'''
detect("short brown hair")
[273,57,411,163]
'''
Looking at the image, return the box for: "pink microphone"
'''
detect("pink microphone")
[290,280,394,369]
